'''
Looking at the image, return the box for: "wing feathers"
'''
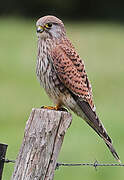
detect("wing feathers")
[52,42,94,109]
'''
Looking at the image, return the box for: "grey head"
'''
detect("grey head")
[36,15,66,39]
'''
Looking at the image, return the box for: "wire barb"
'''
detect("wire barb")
[56,161,124,170]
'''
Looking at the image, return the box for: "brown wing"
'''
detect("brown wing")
[52,39,94,109]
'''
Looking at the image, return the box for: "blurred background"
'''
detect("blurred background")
[0,0,124,179]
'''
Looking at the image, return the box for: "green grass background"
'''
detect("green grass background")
[0,18,124,179]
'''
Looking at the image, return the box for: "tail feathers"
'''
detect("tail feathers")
[70,92,120,162]
[86,114,121,162]
[103,136,121,163]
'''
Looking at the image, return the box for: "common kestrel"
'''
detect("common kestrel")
[36,15,120,162]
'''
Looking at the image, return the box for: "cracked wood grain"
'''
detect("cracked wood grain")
[11,108,72,180]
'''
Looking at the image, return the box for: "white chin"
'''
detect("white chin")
[37,32,48,39]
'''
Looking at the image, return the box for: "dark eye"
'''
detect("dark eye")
[45,23,52,28]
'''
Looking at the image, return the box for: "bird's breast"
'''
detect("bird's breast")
[36,41,66,104]
[36,39,77,110]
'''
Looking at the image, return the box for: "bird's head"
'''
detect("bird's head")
[36,15,66,40]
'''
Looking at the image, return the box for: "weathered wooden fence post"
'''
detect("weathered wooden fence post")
[11,108,72,180]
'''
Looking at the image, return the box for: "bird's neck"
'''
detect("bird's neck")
[37,37,64,57]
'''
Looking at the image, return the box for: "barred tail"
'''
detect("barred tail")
[71,92,120,162]
[103,137,121,163]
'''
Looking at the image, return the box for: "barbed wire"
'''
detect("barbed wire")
[56,161,124,170]
[2,158,124,170]
[1,158,15,163]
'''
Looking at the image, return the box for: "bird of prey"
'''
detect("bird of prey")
[36,15,120,162]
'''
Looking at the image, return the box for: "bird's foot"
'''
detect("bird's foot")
[41,105,68,112]
[41,105,59,110]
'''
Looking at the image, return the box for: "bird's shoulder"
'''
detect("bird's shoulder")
[52,39,85,76]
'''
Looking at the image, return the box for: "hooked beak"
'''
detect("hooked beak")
[37,26,44,33]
